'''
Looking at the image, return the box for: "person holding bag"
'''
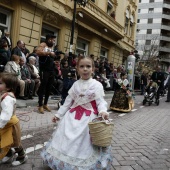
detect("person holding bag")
[41,56,113,170]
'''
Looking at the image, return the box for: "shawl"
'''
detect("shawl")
[68,78,105,111]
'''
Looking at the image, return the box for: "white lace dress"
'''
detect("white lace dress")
[41,78,113,170]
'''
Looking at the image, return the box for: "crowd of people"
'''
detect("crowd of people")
[0,32,127,107]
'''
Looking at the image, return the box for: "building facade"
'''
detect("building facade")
[136,0,170,70]
[0,0,138,66]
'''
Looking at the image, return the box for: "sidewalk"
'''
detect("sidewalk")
[16,92,143,133]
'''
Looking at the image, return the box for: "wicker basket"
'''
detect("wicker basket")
[88,117,114,147]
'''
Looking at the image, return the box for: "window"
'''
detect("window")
[0,8,11,37]
[125,9,130,34]
[148,8,154,13]
[0,13,7,25]
[137,19,140,23]
[76,39,88,56]
[100,47,108,59]
[138,9,141,13]
[107,0,113,15]
[149,0,154,2]
[139,0,141,2]
[130,15,134,37]
[41,24,58,44]
[146,40,151,45]
[147,29,152,34]
[148,18,153,23]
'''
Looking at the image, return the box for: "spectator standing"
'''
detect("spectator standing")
[151,66,165,99]
[36,34,56,114]
[22,43,30,58]
[165,72,170,102]
[2,31,12,57]
[53,59,63,95]
[60,53,68,68]
[0,38,10,72]
[140,71,148,95]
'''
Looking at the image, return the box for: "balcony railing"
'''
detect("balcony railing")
[164,0,170,5]
[79,2,123,33]
[159,46,170,53]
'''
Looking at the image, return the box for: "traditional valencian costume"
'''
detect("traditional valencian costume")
[41,78,113,170]
[0,92,27,166]
[110,78,134,112]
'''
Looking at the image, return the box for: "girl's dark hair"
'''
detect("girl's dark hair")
[120,72,127,78]
[0,73,19,93]
[76,56,95,68]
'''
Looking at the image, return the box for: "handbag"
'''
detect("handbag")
[88,117,114,147]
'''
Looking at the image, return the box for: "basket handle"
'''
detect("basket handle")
[91,116,113,124]
[101,116,113,124]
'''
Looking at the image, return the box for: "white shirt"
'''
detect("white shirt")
[0,95,16,128]
[32,64,39,76]
[6,36,11,46]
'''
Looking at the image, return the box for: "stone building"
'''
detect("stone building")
[0,0,138,66]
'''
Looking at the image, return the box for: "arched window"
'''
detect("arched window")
[125,9,130,34]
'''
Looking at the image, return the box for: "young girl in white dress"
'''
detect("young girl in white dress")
[41,56,113,170]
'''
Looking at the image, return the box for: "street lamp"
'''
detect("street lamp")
[70,0,88,52]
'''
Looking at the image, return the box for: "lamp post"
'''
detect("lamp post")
[70,0,88,53]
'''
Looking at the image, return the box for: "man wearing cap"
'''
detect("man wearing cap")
[36,34,56,113]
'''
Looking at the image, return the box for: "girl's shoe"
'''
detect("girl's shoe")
[2,149,14,163]
[11,155,28,166]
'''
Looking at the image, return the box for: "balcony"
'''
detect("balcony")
[161,24,170,31]
[138,12,162,19]
[160,35,170,42]
[163,1,170,9]
[76,1,124,40]
[162,14,170,20]
[137,23,162,29]
[159,46,170,53]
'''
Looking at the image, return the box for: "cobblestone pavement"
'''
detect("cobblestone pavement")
[1,92,170,170]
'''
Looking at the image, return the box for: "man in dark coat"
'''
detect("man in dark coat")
[151,66,165,99]
[0,38,10,72]
[11,40,24,57]
[165,73,170,102]
[2,32,12,58]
